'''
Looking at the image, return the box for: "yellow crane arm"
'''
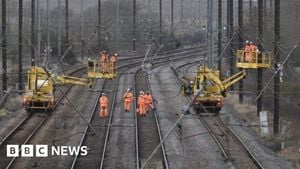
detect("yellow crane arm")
[56,75,92,86]
[205,70,246,93]
[203,70,225,92]
[221,70,247,90]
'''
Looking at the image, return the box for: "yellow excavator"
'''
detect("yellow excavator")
[182,66,247,114]
[23,66,92,113]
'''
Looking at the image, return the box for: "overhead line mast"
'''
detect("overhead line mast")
[238,0,244,103]
[274,0,280,135]
[217,0,222,73]
[19,0,23,94]
[257,0,264,116]
[207,0,213,68]
[31,0,35,66]
[133,0,136,52]
[98,0,101,51]
[2,0,7,94]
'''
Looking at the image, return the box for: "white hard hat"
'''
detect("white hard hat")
[140,91,144,94]
[246,40,249,43]
[249,41,253,44]
[102,93,106,96]
[127,88,131,91]
[114,53,118,56]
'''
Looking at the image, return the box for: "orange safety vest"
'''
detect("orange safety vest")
[244,45,251,62]
[250,44,257,51]
[99,96,109,107]
[123,92,133,102]
[138,94,146,106]
[245,45,251,51]
[101,54,108,62]
[145,94,153,105]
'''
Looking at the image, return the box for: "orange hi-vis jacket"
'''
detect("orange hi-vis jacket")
[250,44,257,51]
[123,92,133,102]
[101,53,108,62]
[99,96,109,107]
[245,44,251,51]
[145,94,153,105]
[138,94,146,106]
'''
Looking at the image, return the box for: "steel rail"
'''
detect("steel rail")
[0,67,85,149]
[5,115,48,169]
[146,69,169,169]
[98,65,136,169]
[70,79,106,169]
[215,117,265,169]
[133,53,209,169]
[1,67,87,169]
[172,61,265,169]
[95,45,222,169]
[70,46,207,169]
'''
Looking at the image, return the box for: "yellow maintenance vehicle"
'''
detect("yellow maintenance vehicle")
[23,66,91,113]
[236,49,271,69]
[87,51,117,79]
[182,66,247,114]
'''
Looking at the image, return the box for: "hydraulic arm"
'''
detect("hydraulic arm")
[182,66,247,114]
[23,66,91,113]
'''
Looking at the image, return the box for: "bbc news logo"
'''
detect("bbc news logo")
[7,145,88,157]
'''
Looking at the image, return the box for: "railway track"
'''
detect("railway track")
[71,47,208,169]
[1,46,207,169]
[71,65,136,169]
[133,68,168,169]
[172,61,265,169]
[0,67,87,169]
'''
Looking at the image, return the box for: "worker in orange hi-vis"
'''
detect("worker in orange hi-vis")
[249,42,258,62]
[110,53,118,74]
[123,88,133,112]
[244,40,251,62]
[137,91,147,116]
[145,91,154,113]
[99,93,109,117]
[100,50,109,73]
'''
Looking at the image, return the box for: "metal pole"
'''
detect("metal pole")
[57,0,61,58]
[116,0,120,51]
[171,0,174,38]
[47,0,50,47]
[238,0,244,103]
[274,0,280,135]
[147,0,150,50]
[207,0,213,68]
[250,0,252,24]
[181,0,183,20]
[31,0,35,66]
[229,0,234,90]
[2,0,7,93]
[199,0,201,19]
[133,0,136,52]
[80,0,84,59]
[217,0,222,74]
[65,0,69,47]
[37,0,41,62]
[159,0,162,45]
[19,0,23,94]
[98,0,101,50]
[257,0,263,116]
[264,0,267,17]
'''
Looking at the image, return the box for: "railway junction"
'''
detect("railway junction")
[0,0,300,169]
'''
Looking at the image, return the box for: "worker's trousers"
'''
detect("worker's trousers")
[124,101,132,111]
[100,106,108,117]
